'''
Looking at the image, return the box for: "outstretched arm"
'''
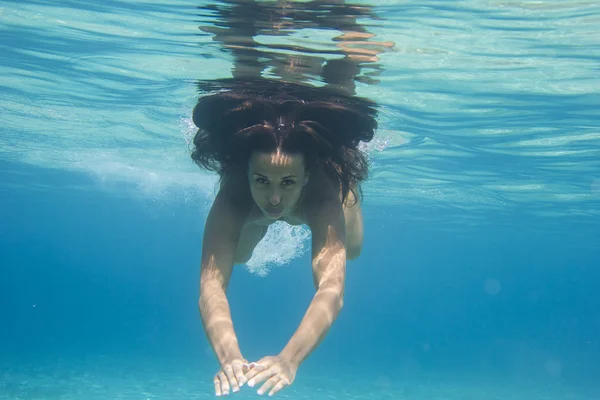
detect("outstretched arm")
[245,191,347,396]
[280,196,347,365]
[199,189,250,395]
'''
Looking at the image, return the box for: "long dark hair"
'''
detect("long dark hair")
[191,79,378,204]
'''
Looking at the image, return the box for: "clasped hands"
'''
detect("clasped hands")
[214,355,298,397]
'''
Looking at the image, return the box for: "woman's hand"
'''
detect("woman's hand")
[245,355,298,396]
[214,358,250,396]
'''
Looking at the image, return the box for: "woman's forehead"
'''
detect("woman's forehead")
[249,151,305,170]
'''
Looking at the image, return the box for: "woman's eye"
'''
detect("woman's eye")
[282,180,296,186]
[256,178,268,185]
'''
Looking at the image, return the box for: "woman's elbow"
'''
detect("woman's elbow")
[337,294,344,311]
[346,243,362,260]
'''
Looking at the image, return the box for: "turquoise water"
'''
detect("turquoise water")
[1,0,599,399]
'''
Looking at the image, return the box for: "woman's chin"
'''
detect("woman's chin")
[263,209,283,219]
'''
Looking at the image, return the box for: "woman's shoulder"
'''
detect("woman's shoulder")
[302,169,360,212]
[302,170,342,208]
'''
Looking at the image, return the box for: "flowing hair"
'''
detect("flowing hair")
[191,78,378,204]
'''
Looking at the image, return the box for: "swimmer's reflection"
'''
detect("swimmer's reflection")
[197,0,394,95]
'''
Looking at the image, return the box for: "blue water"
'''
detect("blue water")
[1,1,600,399]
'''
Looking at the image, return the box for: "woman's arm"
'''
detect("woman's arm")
[279,195,347,366]
[243,183,348,396]
[199,188,251,394]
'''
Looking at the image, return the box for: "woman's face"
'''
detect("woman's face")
[248,150,308,219]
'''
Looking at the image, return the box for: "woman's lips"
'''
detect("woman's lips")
[264,207,282,216]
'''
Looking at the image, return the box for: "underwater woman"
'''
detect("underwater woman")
[191,78,378,396]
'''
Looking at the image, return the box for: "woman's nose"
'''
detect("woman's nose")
[268,192,281,205]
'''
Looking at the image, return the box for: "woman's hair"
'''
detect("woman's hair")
[191,78,378,204]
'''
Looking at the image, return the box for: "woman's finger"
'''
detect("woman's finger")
[242,362,251,374]
[248,367,275,388]
[232,361,247,387]
[257,374,280,396]
[214,374,222,396]
[244,362,266,382]
[268,377,289,396]
[223,364,239,393]
[218,370,230,396]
